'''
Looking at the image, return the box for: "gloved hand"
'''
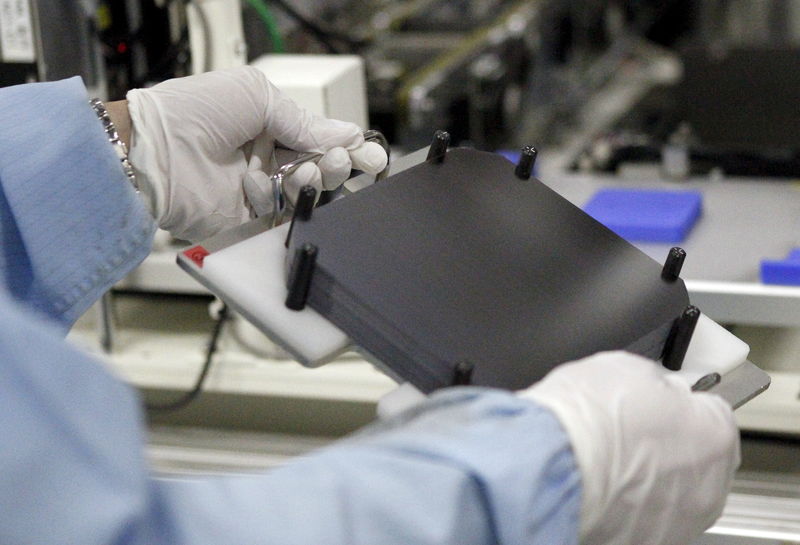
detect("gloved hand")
[126,66,388,242]
[519,351,740,545]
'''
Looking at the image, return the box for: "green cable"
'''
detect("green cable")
[245,0,286,53]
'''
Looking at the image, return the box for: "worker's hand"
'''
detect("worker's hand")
[519,351,739,545]
[126,66,388,242]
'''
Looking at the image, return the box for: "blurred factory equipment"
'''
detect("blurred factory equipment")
[0,0,106,94]
[573,0,800,178]
[0,0,39,85]
[239,0,637,150]
[0,0,249,98]
[0,0,195,98]
[1,1,686,149]
[574,47,800,178]
[97,0,187,97]
[339,0,698,151]
[354,0,541,150]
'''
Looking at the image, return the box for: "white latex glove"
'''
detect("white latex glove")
[126,66,388,242]
[519,351,740,545]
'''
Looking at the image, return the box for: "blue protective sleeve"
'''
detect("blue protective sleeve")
[0,290,581,545]
[0,78,155,328]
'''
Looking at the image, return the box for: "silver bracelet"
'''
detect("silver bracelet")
[89,98,138,192]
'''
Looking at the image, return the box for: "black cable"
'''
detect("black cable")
[146,303,229,412]
[268,0,365,53]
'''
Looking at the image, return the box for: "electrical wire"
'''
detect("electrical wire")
[244,0,286,53]
[145,303,229,412]
[268,0,364,53]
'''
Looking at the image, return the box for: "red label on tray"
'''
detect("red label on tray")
[184,246,210,267]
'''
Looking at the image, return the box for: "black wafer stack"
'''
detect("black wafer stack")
[284,146,691,393]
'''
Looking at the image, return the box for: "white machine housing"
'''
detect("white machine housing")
[250,54,370,129]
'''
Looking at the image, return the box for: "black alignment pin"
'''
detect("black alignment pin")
[426,130,450,163]
[285,185,317,248]
[452,360,474,386]
[661,247,686,281]
[514,146,538,180]
[285,243,318,311]
[661,305,701,371]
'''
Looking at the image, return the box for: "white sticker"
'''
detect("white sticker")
[0,0,36,63]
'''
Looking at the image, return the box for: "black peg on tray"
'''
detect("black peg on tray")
[452,360,475,386]
[426,130,450,163]
[285,185,317,248]
[514,146,538,180]
[661,247,686,282]
[285,243,318,311]
[661,305,701,371]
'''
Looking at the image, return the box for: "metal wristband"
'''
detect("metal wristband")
[89,98,138,192]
